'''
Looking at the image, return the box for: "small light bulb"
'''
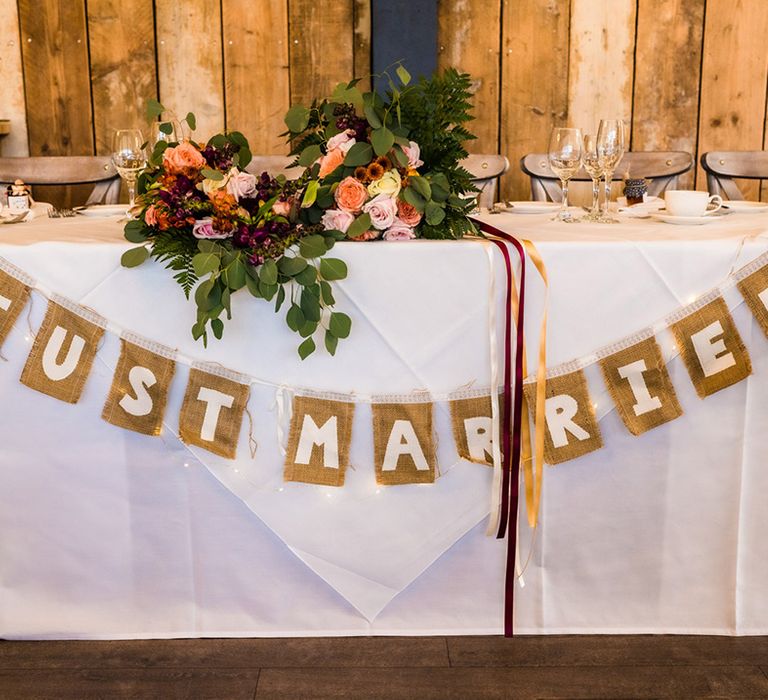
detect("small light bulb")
[183,462,190,468]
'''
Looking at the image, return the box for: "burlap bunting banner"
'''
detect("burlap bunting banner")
[599,335,682,436]
[450,395,498,467]
[178,366,249,458]
[524,369,602,465]
[102,338,176,436]
[284,395,355,487]
[0,268,30,350]
[669,296,751,398]
[20,300,105,404]
[737,262,768,339]
[373,401,436,485]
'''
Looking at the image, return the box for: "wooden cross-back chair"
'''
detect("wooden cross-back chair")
[520,151,693,202]
[700,151,768,200]
[0,156,120,204]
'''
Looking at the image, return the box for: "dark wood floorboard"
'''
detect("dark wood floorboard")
[0,636,766,699]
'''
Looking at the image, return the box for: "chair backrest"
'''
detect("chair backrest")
[460,154,509,208]
[520,151,693,202]
[0,156,121,205]
[245,155,300,180]
[700,151,768,200]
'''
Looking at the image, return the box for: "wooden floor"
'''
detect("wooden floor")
[0,635,767,699]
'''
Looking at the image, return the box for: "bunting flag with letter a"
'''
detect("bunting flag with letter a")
[372,401,436,485]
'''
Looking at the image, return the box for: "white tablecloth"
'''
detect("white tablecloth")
[2,208,768,638]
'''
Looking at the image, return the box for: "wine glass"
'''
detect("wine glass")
[596,119,625,223]
[154,117,185,145]
[111,129,146,210]
[582,134,604,222]
[548,127,583,222]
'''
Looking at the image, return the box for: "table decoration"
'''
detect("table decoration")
[120,66,478,357]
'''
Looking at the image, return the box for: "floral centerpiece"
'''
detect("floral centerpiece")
[121,66,477,357]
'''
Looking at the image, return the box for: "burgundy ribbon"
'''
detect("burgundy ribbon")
[471,218,526,637]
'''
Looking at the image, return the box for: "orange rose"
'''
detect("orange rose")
[397,199,422,227]
[162,141,206,176]
[334,176,368,213]
[349,229,381,241]
[318,148,345,178]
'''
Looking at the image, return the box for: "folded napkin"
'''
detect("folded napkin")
[617,195,664,218]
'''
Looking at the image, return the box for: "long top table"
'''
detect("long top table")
[1,207,768,638]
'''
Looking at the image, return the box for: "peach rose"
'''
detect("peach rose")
[272,199,292,217]
[397,199,422,227]
[163,141,206,176]
[318,148,345,178]
[334,176,368,213]
[349,229,381,242]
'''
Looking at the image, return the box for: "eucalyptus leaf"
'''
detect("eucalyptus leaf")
[343,142,373,167]
[223,257,246,290]
[159,122,173,135]
[345,212,371,239]
[301,288,321,322]
[197,240,223,254]
[284,104,310,132]
[201,167,223,181]
[192,252,220,277]
[320,280,335,306]
[409,175,432,200]
[301,180,319,208]
[259,281,278,300]
[211,318,224,339]
[295,265,317,286]
[396,64,411,85]
[286,303,305,332]
[146,99,164,120]
[124,220,148,243]
[260,259,278,285]
[325,331,338,356]
[402,186,427,212]
[425,201,446,226]
[298,144,323,167]
[371,127,395,157]
[319,257,348,281]
[278,255,308,276]
[329,311,352,339]
[364,103,382,129]
[275,284,286,311]
[185,112,196,131]
[299,234,327,259]
[392,146,409,168]
[121,246,149,268]
[298,336,316,360]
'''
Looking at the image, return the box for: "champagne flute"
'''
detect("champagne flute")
[111,129,146,210]
[548,127,583,222]
[582,134,604,222]
[596,119,625,223]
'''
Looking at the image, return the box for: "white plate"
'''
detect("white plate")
[650,213,719,225]
[506,201,560,214]
[77,204,127,218]
[722,201,768,212]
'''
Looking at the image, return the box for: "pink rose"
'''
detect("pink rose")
[272,199,292,217]
[396,199,422,227]
[226,170,258,201]
[192,217,231,239]
[383,218,416,241]
[163,141,206,176]
[318,148,345,178]
[402,140,424,169]
[321,208,355,234]
[362,193,397,230]
[335,176,368,213]
[327,129,356,154]
[349,229,381,242]
[144,204,158,227]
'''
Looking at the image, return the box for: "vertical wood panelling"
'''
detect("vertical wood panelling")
[437,0,501,154]
[632,0,705,189]
[567,0,637,138]
[697,0,768,199]
[222,0,290,154]
[499,0,569,201]
[288,0,354,106]
[0,1,29,156]
[18,0,94,156]
[155,0,224,138]
[87,0,158,154]
[353,0,372,91]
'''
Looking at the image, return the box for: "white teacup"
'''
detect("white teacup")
[664,190,722,217]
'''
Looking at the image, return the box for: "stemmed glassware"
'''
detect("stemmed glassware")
[154,117,185,145]
[582,134,604,222]
[596,119,625,224]
[111,129,147,210]
[548,127,583,222]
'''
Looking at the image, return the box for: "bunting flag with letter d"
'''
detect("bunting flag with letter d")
[284,395,355,487]
[20,298,105,404]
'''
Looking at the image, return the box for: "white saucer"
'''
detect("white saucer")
[506,201,560,214]
[722,201,768,212]
[650,212,719,225]
[78,204,127,218]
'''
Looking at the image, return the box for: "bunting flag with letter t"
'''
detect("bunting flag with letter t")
[669,296,751,398]
[598,334,682,436]
[284,395,355,487]
[102,336,176,436]
[0,266,31,350]
[524,368,602,465]
[20,298,105,404]
[178,365,250,458]
[372,401,436,485]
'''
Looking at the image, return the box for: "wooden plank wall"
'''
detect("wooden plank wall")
[2,0,767,204]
